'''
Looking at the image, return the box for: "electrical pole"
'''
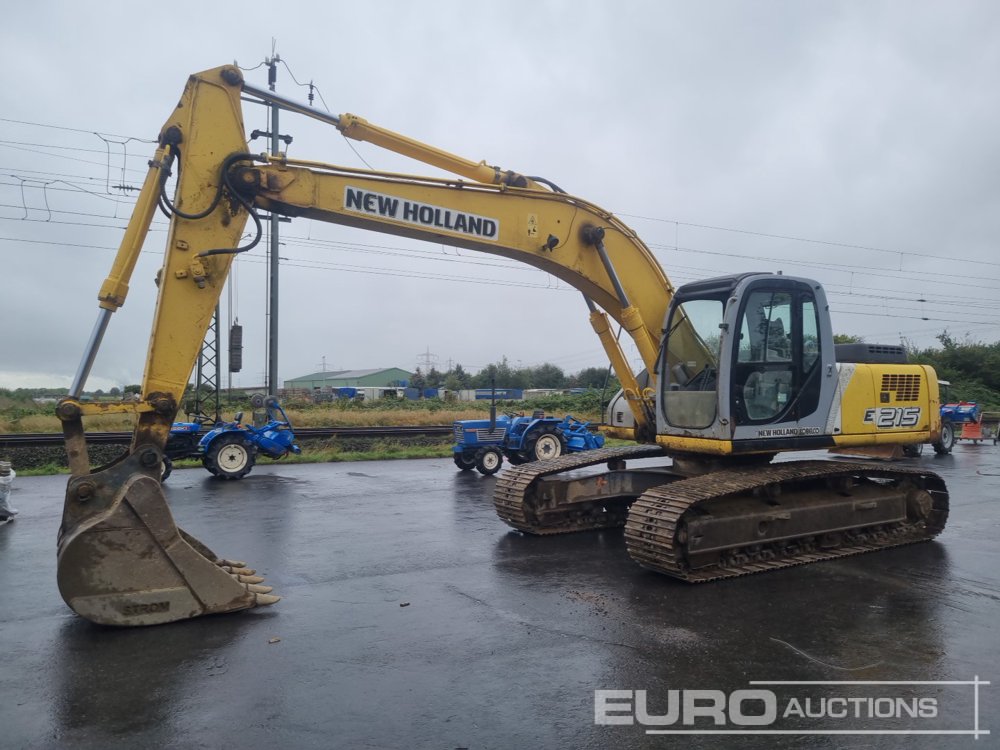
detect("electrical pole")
[416,346,438,372]
[192,304,221,424]
[267,55,281,398]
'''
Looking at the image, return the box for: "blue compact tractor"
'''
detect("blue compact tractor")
[164,396,301,480]
[453,411,605,475]
[940,401,980,424]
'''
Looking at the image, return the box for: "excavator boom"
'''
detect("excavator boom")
[56,65,693,625]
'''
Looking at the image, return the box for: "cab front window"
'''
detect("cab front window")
[661,297,723,430]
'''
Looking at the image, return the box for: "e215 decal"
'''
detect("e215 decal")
[863,406,922,428]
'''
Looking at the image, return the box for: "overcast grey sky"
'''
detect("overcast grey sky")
[2,1,998,391]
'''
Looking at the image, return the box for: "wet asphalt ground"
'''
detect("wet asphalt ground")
[1,445,998,749]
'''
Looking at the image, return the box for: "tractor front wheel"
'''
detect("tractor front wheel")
[475,447,503,476]
[204,433,257,479]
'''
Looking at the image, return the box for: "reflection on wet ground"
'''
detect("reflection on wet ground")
[1,446,997,748]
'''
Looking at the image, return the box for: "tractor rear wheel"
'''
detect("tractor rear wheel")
[526,427,566,461]
[204,433,257,480]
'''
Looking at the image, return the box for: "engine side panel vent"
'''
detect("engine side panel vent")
[881,373,921,402]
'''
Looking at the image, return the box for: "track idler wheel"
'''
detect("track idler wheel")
[57,447,279,626]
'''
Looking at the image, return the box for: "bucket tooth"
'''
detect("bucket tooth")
[232,574,265,584]
[57,454,278,626]
[220,566,256,575]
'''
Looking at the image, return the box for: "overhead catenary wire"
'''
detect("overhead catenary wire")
[3,115,1000,344]
[0,116,157,143]
[10,184,990,314]
[647,241,1000,288]
[1,186,998,311]
[1,217,998,326]
[6,234,996,339]
[619,212,1000,271]
[9,212,996,324]
[4,117,999,273]
[4,113,999,268]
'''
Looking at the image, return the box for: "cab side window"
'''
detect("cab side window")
[732,290,821,424]
[802,298,820,372]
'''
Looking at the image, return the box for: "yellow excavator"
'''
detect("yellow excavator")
[57,65,950,625]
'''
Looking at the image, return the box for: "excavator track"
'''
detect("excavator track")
[493,445,668,534]
[624,460,949,582]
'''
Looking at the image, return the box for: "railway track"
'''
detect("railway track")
[0,425,453,449]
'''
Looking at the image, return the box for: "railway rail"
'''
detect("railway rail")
[0,425,453,449]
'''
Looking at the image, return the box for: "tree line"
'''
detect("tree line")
[907,332,1000,409]
[407,357,620,393]
[3,332,998,410]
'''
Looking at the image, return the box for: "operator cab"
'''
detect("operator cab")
[657,273,835,452]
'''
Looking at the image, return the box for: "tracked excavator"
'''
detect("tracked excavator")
[57,65,950,626]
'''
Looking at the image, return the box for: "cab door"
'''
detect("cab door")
[730,284,823,428]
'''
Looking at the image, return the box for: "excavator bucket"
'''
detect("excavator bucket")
[57,445,278,626]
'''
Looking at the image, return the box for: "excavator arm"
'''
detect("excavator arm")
[56,64,702,626]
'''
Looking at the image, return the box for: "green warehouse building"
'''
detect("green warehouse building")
[283,368,412,391]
